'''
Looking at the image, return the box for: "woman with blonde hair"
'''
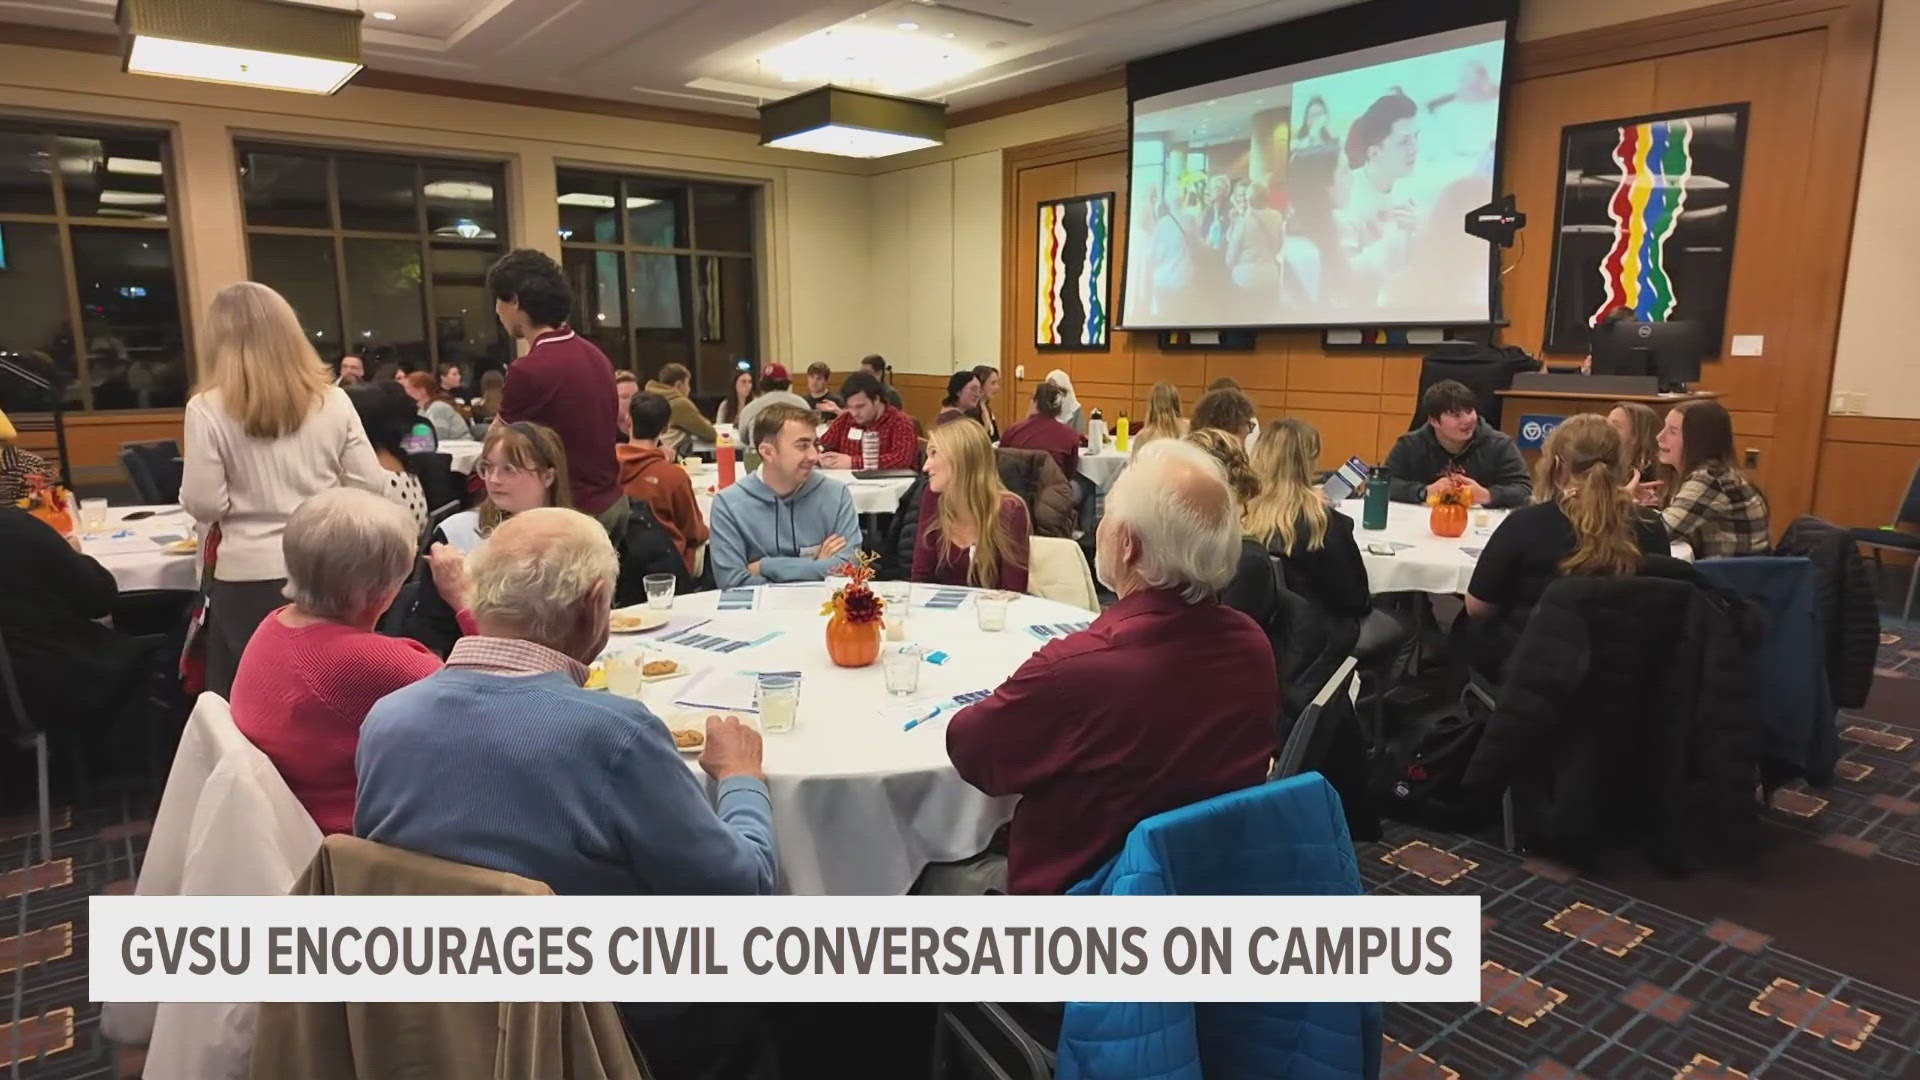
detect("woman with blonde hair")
[912,418,1031,592]
[1464,413,1669,673]
[1243,417,1370,622]
[1185,427,1260,507]
[1132,382,1188,455]
[181,281,386,695]
[1607,399,1667,504]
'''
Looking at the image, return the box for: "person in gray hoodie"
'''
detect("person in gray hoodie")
[709,401,862,588]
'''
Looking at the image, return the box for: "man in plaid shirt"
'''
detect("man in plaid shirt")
[818,371,920,470]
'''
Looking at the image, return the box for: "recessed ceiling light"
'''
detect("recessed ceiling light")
[943,32,955,39]
[371,10,397,20]
[898,21,919,30]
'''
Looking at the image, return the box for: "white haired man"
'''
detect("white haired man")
[946,440,1278,895]
[355,507,775,1074]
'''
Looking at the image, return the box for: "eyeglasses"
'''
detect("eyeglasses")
[476,461,533,481]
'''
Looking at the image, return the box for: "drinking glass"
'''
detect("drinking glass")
[976,593,1010,632]
[603,653,643,698]
[756,672,800,733]
[875,582,909,642]
[81,498,109,533]
[643,573,676,610]
[883,645,922,696]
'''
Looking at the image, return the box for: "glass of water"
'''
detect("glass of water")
[643,573,676,610]
[756,672,800,733]
[883,645,922,696]
[603,652,643,698]
[975,593,1010,632]
[81,498,109,533]
[875,582,908,642]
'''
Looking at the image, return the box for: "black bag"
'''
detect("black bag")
[1372,703,1499,830]
[614,500,694,605]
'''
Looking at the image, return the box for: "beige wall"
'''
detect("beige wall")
[1831,0,1916,420]
[865,151,1004,376]
[0,39,875,379]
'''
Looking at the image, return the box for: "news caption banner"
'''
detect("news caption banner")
[92,895,1479,1003]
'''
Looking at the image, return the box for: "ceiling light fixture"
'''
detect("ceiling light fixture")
[898,21,919,30]
[106,156,164,176]
[371,10,397,20]
[117,0,364,95]
[557,192,614,208]
[760,84,944,159]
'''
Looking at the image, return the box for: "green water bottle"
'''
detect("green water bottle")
[1362,466,1390,531]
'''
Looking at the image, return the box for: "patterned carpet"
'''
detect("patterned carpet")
[7,633,1920,1079]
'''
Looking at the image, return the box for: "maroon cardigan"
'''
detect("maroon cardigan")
[911,489,1030,593]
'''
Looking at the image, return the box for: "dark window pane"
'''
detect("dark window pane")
[563,248,627,366]
[627,253,691,380]
[0,222,78,412]
[429,244,509,377]
[344,239,426,371]
[248,233,342,364]
[337,157,417,233]
[241,150,330,228]
[694,256,757,391]
[423,165,502,240]
[692,184,754,252]
[0,131,54,215]
[556,170,619,244]
[60,134,168,221]
[625,182,686,248]
[70,227,187,409]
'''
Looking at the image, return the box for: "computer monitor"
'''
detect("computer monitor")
[1590,318,1703,391]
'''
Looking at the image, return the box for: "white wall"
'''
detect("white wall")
[1831,0,1919,419]
[865,151,1004,376]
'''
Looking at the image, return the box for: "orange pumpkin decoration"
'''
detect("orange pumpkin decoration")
[1429,500,1468,538]
[825,610,882,667]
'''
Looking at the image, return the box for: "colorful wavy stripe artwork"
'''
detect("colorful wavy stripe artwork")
[1594,118,1694,325]
[1036,195,1111,348]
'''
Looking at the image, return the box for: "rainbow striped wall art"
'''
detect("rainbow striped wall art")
[1036,192,1113,349]
[1542,104,1748,355]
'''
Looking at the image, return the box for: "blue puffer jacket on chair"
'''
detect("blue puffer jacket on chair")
[1057,773,1381,1080]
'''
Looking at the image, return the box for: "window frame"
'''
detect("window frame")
[0,118,191,413]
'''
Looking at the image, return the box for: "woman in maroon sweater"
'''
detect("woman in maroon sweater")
[913,418,1031,592]
[229,487,473,834]
[999,381,1081,481]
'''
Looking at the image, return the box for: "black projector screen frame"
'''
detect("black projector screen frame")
[1119,0,1520,332]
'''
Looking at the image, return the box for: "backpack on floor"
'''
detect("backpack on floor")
[1372,703,1499,831]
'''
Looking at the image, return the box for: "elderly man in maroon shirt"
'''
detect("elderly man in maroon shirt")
[946,440,1279,895]
[487,249,629,539]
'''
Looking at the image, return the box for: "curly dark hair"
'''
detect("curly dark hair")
[485,248,572,329]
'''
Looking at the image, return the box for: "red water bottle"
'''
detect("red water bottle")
[717,433,737,488]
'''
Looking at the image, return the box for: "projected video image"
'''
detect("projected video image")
[1123,25,1506,328]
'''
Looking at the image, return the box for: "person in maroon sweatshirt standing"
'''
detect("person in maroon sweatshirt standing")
[486,249,628,539]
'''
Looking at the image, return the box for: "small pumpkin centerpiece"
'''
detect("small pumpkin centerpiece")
[17,471,74,537]
[821,553,886,668]
[1426,466,1471,538]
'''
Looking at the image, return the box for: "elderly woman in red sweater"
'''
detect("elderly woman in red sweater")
[229,487,472,833]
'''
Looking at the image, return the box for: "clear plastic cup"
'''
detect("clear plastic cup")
[975,593,1010,632]
[875,582,909,641]
[643,573,676,610]
[883,645,922,696]
[81,498,109,533]
[603,653,643,698]
[756,672,800,733]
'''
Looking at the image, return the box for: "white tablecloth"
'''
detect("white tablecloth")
[82,505,200,592]
[603,584,1084,894]
[1077,446,1128,493]
[1346,498,1692,595]
[437,439,483,475]
[689,466,915,518]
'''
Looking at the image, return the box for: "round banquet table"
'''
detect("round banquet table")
[600,583,1087,895]
[688,464,916,518]
[1077,445,1128,493]
[1346,497,1692,595]
[436,438,483,475]
[81,505,201,592]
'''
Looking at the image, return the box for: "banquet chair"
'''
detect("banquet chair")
[1850,457,1920,620]
[1025,537,1097,613]
[0,634,53,863]
[1274,655,1359,780]
[119,439,183,504]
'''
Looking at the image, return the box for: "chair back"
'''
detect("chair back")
[1692,556,1836,785]
[0,632,38,744]
[407,450,458,515]
[1407,340,1536,431]
[1026,536,1097,612]
[1896,458,1920,527]
[119,439,182,503]
[1274,656,1358,780]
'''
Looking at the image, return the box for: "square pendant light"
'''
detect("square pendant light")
[118,0,365,95]
[760,85,945,159]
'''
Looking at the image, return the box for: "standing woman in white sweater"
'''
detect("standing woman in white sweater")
[181,282,387,695]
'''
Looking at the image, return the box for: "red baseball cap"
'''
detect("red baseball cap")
[761,363,790,382]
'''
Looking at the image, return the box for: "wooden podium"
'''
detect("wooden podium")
[1497,384,1721,456]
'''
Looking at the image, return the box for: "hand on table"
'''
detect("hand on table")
[818,534,849,561]
[1462,478,1492,506]
[700,714,765,783]
[819,451,854,470]
[426,542,470,610]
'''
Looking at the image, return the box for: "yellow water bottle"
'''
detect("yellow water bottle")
[1115,414,1130,453]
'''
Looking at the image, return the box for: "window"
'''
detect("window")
[0,122,189,412]
[555,169,759,390]
[238,144,510,384]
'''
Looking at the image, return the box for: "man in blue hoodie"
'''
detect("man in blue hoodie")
[709,401,862,587]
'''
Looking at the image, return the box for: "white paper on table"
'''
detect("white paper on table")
[758,583,831,611]
[671,668,762,715]
[83,534,169,556]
